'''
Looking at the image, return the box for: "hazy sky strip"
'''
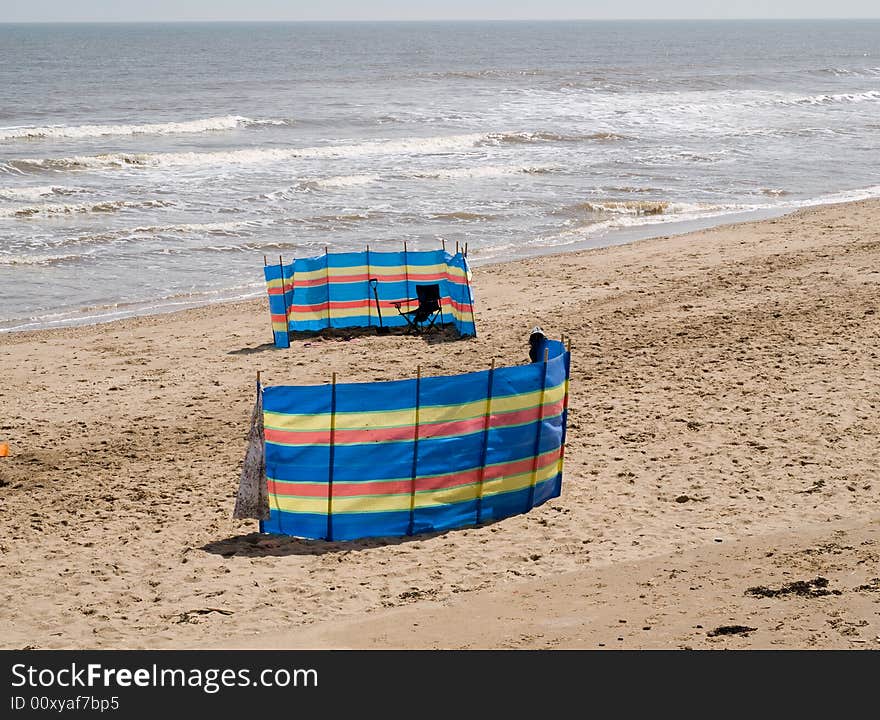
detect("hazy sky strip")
[2,1,880,23]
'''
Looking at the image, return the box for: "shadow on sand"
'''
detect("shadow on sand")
[201,529,450,559]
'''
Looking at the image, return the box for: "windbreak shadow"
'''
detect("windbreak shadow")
[227,342,277,355]
[202,529,447,558]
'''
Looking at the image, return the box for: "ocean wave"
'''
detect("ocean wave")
[477,130,631,145]
[426,69,544,80]
[0,115,285,142]
[571,200,672,216]
[758,188,790,197]
[782,185,880,209]
[543,202,763,247]
[2,132,534,174]
[0,199,173,218]
[560,199,719,219]
[284,174,382,193]
[0,252,83,266]
[413,164,557,180]
[0,184,86,201]
[428,211,497,222]
[813,66,880,78]
[781,90,880,106]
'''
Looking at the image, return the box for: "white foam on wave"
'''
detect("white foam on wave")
[541,200,764,247]
[414,164,557,180]
[0,252,82,266]
[0,199,173,218]
[0,115,283,142]
[0,185,85,201]
[781,90,880,106]
[6,132,492,173]
[782,184,880,209]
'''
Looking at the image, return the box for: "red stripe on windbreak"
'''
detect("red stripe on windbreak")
[267,448,562,498]
[271,313,287,323]
[288,299,407,313]
[288,296,471,315]
[264,396,565,447]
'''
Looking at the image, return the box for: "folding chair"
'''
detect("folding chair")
[393,283,442,334]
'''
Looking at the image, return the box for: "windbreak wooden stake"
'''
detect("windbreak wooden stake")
[403,241,411,309]
[324,246,331,326]
[475,358,495,525]
[526,349,550,510]
[327,371,338,541]
[365,245,372,327]
[407,365,422,536]
[278,255,290,344]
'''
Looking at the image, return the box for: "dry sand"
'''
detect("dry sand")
[0,200,878,650]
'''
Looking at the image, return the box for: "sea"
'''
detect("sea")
[1,20,879,332]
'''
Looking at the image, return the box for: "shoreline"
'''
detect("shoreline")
[7,187,880,335]
[1,197,878,649]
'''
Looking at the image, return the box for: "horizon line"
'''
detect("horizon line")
[2,17,880,24]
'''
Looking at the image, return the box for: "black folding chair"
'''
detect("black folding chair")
[393,283,442,334]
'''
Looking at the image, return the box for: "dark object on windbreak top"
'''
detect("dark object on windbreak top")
[393,283,442,334]
[369,278,390,334]
[528,326,547,362]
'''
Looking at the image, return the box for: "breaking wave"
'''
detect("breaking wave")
[0,185,86,201]
[413,164,557,180]
[0,115,286,142]
[0,252,83,266]
[428,211,497,221]
[782,90,880,106]
[1,132,558,174]
[0,199,173,218]
[478,130,631,145]
[562,200,709,217]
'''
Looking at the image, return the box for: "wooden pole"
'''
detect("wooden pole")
[475,358,495,525]
[556,338,572,481]
[365,245,372,327]
[464,242,468,257]
[403,241,411,309]
[327,372,337,541]
[407,366,422,536]
[324,246,331,329]
[526,348,550,510]
[263,256,274,344]
[462,254,476,336]
[455,240,459,256]
[441,238,446,252]
[278,255,290,344]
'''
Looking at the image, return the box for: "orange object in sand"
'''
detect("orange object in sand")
[0,442,8,457]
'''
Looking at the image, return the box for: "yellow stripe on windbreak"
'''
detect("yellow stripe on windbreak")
[265,277,293,291]
[268,456,559,514]
[264,379,566,433]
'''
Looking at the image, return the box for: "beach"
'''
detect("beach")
[1,198,878,649]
